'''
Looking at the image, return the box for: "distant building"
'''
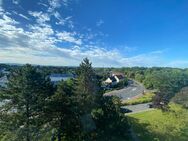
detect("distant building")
[105,76,117,85]
[49,73,75,84]
[104,72,125,86]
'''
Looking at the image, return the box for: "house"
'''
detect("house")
[104,76,117,85]
[104,72,125,86]
[114,75,124,83]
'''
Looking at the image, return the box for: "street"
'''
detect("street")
[104,80,145,100]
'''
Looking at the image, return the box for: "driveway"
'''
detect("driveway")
[104,80,145,100]
[122,102,154,114]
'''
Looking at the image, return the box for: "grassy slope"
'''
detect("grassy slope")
[122,93,155,106]
[128,104,188,141]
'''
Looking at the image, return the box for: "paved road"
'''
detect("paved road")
[104,80,145,100]
[122,103,154,114]
[104,81,154,114]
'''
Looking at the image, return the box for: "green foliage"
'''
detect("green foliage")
[0,72,3,78]
[46,80,81,141]
[172,87,188,108]
[124,67,188,109]
[0,64,54,141]
[75,58,99,115]
[76,58,99,95]
[122,93,155,106]
[128,103,188,141]
[91,96,130,140]
[110,78,128,90]
[135,73,145,83]
[0,59,130,141]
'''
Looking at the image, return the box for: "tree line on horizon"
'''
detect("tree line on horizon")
[0,58,130,141]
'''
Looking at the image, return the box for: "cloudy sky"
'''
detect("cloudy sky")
[0,0,188,67]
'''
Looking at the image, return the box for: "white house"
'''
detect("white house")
[104,72,125,85]
[104,76,117,85]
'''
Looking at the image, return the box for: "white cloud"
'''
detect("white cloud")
[48,0,68,9]
[118,52,164,67]
[0,15,160,67]
[0,13,164,67]
[167,60,188,68]
[49,0,61,9]
[53,11,65,25]
[0,0,169,67]
[0,0,3,6]
[28,11,50,25]
[56,31,82,45]
[48,0,66,12]
[18,13,30,20]
[0,14,19,25]
[38,2,48,8]
[96,19,104,27]
[12,0,19,5]
[0,0,4,14]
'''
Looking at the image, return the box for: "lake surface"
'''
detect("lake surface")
[50,74,75,83]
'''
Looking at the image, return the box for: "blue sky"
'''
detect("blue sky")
[0,0,188,67]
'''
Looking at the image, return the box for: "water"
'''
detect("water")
[50,76,72,82]
[50,74,75,83]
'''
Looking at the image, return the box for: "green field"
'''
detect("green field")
[128,103,188,141]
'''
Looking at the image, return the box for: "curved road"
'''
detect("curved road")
[104,80,154,114]
[104,80,145,100]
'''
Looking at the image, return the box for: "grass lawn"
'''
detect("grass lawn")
[128,103,188,141]
[122,92,155,106]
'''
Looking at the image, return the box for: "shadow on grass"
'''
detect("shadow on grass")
[128,117,188,141]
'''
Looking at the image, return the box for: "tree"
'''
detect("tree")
[75,58,99,114]
[45,79,81,141]
[152,71,186,110]
[91,96,130,140]
[135,73,145,83]
[0,64,53,141]
[71,58,101,140]
[76,58,99,95]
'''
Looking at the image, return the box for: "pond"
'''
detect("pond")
[50,74,75,83]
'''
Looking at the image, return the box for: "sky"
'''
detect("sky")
[0,0,188,67]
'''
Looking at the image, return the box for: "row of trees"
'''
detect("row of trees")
[90,67,188,110]
[124,67,188,110]
[0,58,130,141]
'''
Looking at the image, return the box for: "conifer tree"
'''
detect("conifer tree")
[75,58,99,114]
[0,64,53,141]
[46,79,81,141]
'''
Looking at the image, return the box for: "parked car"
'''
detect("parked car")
[120,108,132,113]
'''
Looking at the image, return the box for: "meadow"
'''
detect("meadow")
[128,103,188,141]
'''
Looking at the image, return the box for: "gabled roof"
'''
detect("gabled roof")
[115,75,124,80]
[109,76,117,82]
